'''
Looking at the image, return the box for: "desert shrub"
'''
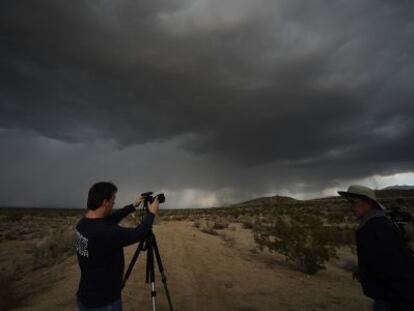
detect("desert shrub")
[200,221,219,235]
[254,215,337,274]
[3,230,20,240]
[236,215,255,229]
[199,215,228,229]
[32,225,75,269]
[193,220,201,228]
[242,220,254,229]
[219,232,236,247]
[226,214,239,222]
[187,215,199,222]
[327,226,355,246]
[5,213,24,222]
[326,213,346,224]
[167,215,191,221]
[212,220,229,230]
[200,227,218,235]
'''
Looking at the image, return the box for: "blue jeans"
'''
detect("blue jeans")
[77,298,123,311]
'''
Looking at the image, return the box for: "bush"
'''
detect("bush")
[237,215,255,229]
[212,220,229,230]
[326,213,346,224]
[199,221,219,235]
[326,226,355,246]
[5,213,24,222]
[200,227,219,236]
[219,232,236,247]
[254,215,337,274]
[32,226,75,269]
[242,221,254,229]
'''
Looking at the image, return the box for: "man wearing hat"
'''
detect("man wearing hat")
[339,185,414,311]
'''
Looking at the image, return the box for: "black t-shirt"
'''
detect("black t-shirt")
[75,204,155,307]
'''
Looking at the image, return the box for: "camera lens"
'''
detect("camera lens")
[156,193,165,203]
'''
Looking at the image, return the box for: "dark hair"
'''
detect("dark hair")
[87,182,118,210]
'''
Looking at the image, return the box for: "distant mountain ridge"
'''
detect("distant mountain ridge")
[381,185,414,190]
[230,195,297,208]
[230,187,414,209]
[376,187,414,199]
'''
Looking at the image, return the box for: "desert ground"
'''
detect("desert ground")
[1,217,371,311]
[1,192,413,311]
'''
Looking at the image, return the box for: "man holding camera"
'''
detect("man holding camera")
[339,185,414,311]
[75,182,159,311]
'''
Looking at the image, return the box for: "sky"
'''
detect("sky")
[1,0,414,209]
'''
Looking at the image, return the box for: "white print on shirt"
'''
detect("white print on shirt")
[75,230,89,258]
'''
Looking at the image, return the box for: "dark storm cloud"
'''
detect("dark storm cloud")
[1,0,414,207]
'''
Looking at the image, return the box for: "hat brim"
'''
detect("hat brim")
[338,191,361,198]
[338,191,349,197]
[338,191,385,210]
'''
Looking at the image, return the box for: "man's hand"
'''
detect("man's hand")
[148,198,160,215]
[133,196,144,208]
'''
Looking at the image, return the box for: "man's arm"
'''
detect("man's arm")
[107,213,156,247]
[105,204,135,224]
[105,198,160,247]
[105,197,144,224]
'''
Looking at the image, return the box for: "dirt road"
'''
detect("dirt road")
[13,221,371,311]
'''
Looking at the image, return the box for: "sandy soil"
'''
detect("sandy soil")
[10,221,372,311]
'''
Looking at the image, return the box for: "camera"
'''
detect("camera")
[141,192,166,205]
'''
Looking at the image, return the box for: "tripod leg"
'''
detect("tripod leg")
[146,234,157,311]
[152,235,174,311]
[146,238,151,284]
[122,239,145,289]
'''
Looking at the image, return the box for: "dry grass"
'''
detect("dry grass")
[195,218,231,236]
[31,225,75,270]
[193,220,202,228]
[218,232,236,247]
[200,227,219,236]
[198,220,218,235]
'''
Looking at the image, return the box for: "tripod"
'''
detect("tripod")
[122,200,174,311]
